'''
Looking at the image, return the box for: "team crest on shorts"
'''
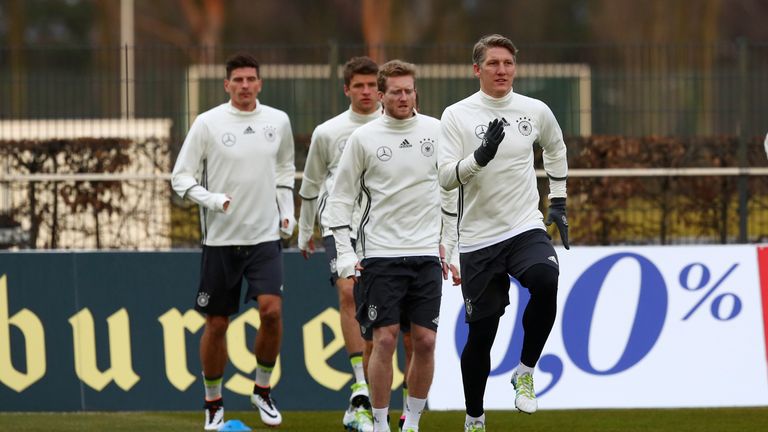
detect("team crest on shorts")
[367,305,378,321]
[465,298,473,316]
[197,292,210,307]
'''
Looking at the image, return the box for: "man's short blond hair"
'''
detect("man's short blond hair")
[377,60,417,92]
[472,34,518,66]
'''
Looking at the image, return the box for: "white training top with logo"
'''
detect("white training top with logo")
[328,113,447,276]
[438,90,568,252]
[171,101,295,246]
[299,106,381,239]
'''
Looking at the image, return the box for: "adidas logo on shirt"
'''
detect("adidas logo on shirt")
[399,139,412,148]
[548,255,558,265]
[243,126,255,135]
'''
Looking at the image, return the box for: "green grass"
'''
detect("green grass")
[1,407,767,432]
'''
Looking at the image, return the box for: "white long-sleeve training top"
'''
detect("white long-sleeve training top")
[438,90,568,252]
[171,101,295,246]
[298,106,381,240]
[327,112,455,277]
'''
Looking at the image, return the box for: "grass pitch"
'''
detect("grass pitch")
[1,407,766,432]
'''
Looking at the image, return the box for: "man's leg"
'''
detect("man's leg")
[369,324,399,431]
[254,293,283,364]
[511,264,558,414]
[201,315,229,430]
[339,276,373,430]
[201,315,230,379]
[251,293,283,426]
[402,324,435,431]
[398,331,412,431]
[461,314,501,418]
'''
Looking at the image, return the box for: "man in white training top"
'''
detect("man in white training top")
[328,60,457,432]
[437,34,569,432]
[297,56,380,432]
[171,52,295,430]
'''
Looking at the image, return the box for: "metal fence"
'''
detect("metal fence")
[1,42,767,249]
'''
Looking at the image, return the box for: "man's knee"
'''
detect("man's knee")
[205,315,229,337]
[336,279,355,309]
[258,296,283,325]
[372,326,399,354]
[411,326,436,355]
[519,264,558,297]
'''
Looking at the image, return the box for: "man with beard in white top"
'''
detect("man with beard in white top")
[437,34,569,432]
[328,60,457,432]
[298,56,380,432]
[171,53,294,430]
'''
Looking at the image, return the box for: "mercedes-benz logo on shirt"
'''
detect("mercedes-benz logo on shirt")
[337,138,347,151]
[474,124,487,139]
[376,146,392,161]
[221,132,236,147]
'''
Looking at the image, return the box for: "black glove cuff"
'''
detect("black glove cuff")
[474,148,491,167]
[550,197,566,206]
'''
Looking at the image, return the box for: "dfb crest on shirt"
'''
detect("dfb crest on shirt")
[516,116,533,136]
[263,125,277,142]
[221,132,237,147]
[465,298,473,316]
[197,292,210,307]
[474,124,487,140]
[368,305,378,321]
[420,138,435,157]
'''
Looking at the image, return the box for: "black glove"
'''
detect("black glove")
[473,118,506,167]
[545,197,570,250]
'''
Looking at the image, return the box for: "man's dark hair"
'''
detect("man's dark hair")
[225,53,260,79]
[377,59,417,92]
[343,56,379,86]
[472,34,519,66]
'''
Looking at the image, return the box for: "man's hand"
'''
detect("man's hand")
[449,264,461,286]
[299,236,315,260]
[545,197,570,250]
[439,244,449,280]
[473,118,506,167]
[279,216,296,239]
[336,252,358,281]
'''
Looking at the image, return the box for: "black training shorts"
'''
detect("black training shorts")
[195,241,283,316]
[355,256,442,338]
[460,229,559,322]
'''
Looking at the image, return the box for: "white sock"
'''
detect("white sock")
[516,362,534,376]
[350,354,366,384]
[465,412,485,425]
[254,361,274,388]
[203,375,222,401]
[403,396,426,429]
[372,407,390,432]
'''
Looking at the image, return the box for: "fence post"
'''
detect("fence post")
[737,38,749,243]
[328,40,339,116]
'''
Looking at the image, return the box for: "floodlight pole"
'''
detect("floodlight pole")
[120,0,135,119]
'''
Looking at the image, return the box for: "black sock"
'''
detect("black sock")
[461,314,501,417]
